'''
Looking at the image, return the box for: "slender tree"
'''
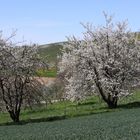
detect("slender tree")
[0,33,47,122]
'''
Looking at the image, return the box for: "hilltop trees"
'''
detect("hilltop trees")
[59,13,140,108]
[0,33,47,122]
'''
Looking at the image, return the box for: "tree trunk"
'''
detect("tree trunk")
[9,110,20,122]
[107,100,117,108]
[106,94,118,108]
[92,65,119,109]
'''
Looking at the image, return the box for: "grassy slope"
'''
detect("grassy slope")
[0,90,140,123]
[38,33,140,63]
[37,42,65,77]
[36,69,57,77]
[38,42,64,64]
[37,34,140,77]
[136,32,140,40]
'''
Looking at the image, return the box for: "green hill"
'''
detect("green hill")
[38,32,140,64]
[37,33,140,77]
[37,42,66,77]
[38,42,66,64]
[138,32,140,40]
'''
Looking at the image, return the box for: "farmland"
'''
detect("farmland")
[0,108,140,140]
[0,90,140,139]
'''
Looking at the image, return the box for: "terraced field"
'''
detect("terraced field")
[0,108,140,140]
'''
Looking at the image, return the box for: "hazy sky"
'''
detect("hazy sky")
[0,0,140,44]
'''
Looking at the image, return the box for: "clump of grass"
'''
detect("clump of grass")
[36,69,57,77]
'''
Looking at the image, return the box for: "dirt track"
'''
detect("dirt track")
[35,77,56,85]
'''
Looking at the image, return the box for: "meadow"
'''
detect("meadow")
[0,90,140,139]
[0,108,140,140]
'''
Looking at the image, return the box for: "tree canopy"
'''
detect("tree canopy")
[59,13,140,108]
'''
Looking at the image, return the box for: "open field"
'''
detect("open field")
[0,89,140,124]
[0,108,140,140]
[0,90,140,139]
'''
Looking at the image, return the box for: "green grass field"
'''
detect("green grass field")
[0,96,139,125]
[0,108,140,140]
[36,69,57,77]
[0,96,108,124]
[1,90,140,124]
[0,90,140,139]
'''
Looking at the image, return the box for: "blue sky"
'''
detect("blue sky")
[0,0,140,44]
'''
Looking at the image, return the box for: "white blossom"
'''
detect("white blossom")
[59,13,140,108]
